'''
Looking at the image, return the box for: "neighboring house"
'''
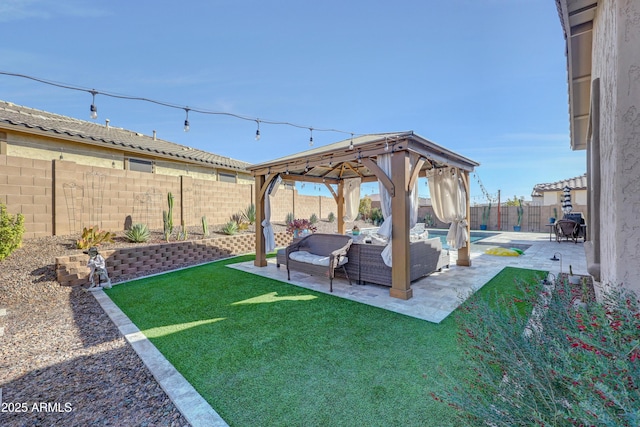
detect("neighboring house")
[0,100,334,238]
[0,100,253,183]
[557,0,640,296]
[531,174,587,207]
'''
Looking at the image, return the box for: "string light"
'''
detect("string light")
[255,120,261,141]
[183,108,190,132]
[0,71,363,143]
[304,160,309,172]
[309,128,313,147]
[384,137,389,151]
[89,90,98,119]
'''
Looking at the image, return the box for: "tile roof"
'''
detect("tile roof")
[531,173,587,196]
[0,100,251,171]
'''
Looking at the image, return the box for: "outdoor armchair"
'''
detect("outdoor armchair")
[285,233,353,292]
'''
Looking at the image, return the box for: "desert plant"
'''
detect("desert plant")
[481,202,492,227]
[434,276,640,427]
[230,212,249,231]
[285,212,294,225]
[309,213,318,224]
[327,212,336,223]
[0,202,25,261]
[124,223,150,243]
[371,207,383,225]
[177,220,188,240]
[243,203,256,225]
[221,220,238,235]
[76,225,115,249]
[202,216,209,237]
[163,192,174,241]
[516,199,524,226]
[424,212,435,227]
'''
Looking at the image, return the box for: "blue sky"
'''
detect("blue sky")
[0,0,585,204]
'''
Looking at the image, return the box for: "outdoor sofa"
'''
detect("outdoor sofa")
[341,237,449,287]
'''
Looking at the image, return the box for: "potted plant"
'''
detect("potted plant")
[513,199,523,232]
[480,202,491,230]
[286,218,317,238]
[549,207,557,224]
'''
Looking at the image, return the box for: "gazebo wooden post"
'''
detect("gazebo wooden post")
[337,180,345,234]
[389,151,413,300]
[254,173,267,267]
[457,170,472,267]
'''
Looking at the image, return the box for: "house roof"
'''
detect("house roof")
[0,100,251,171]
[531,173,587,196]
[556,0,598,151]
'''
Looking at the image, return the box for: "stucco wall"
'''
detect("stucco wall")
[592,0,640,294]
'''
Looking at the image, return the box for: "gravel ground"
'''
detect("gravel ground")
[0,220,365,426]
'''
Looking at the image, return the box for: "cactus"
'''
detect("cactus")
[202,215,209,237]
[163,192,174,242]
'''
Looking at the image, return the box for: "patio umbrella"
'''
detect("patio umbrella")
[561,185,573,216]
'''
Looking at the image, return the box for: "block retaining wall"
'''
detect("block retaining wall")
[55,232,292,286]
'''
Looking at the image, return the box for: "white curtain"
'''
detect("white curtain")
[427,167,468,250]
[377,154,420,267]
[262,175,282,253]
[343,178,361,222]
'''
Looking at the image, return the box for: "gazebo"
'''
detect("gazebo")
[247,131,479,300]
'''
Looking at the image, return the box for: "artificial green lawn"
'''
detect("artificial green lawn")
[105,257,545,427]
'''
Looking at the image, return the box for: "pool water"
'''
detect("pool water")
[351,226,499,250]
[427,229,499,249]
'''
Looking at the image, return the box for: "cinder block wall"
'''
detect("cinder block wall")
[1,154,336,238]
[55,232,293,286]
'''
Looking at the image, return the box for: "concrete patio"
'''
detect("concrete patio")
[231,230,588,323]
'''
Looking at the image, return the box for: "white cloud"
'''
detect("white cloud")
[0,0,110,22]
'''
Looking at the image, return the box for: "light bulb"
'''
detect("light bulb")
[184,119,190,132]
[90,104,98,119]
[255,129,261,140]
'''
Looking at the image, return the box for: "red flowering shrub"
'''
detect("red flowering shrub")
[434,276,640,426]
[285,218,317,235]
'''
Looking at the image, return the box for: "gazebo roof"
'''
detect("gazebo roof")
[246,131,479,184]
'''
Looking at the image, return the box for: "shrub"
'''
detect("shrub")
[309,213,318,224]
[0,203,25,261]
[327,212,336,223]
[230,212,248,231]
[76,225,115,249]
[359,197,372,221]
[434,276,640,427]
[370,207,383,224]
[243,204,256,225]
[285,212,294,225]
[124,223,150,243]
[221,221,238,235]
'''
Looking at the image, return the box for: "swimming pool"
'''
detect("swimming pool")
[427,229,500,249]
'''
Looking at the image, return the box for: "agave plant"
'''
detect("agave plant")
[221,220,238,235]
[124,223,150,243]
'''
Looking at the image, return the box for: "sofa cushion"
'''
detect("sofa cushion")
[289,250,348,267]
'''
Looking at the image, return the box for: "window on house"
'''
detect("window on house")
[219,172,236,183]
[128,158,153,173]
